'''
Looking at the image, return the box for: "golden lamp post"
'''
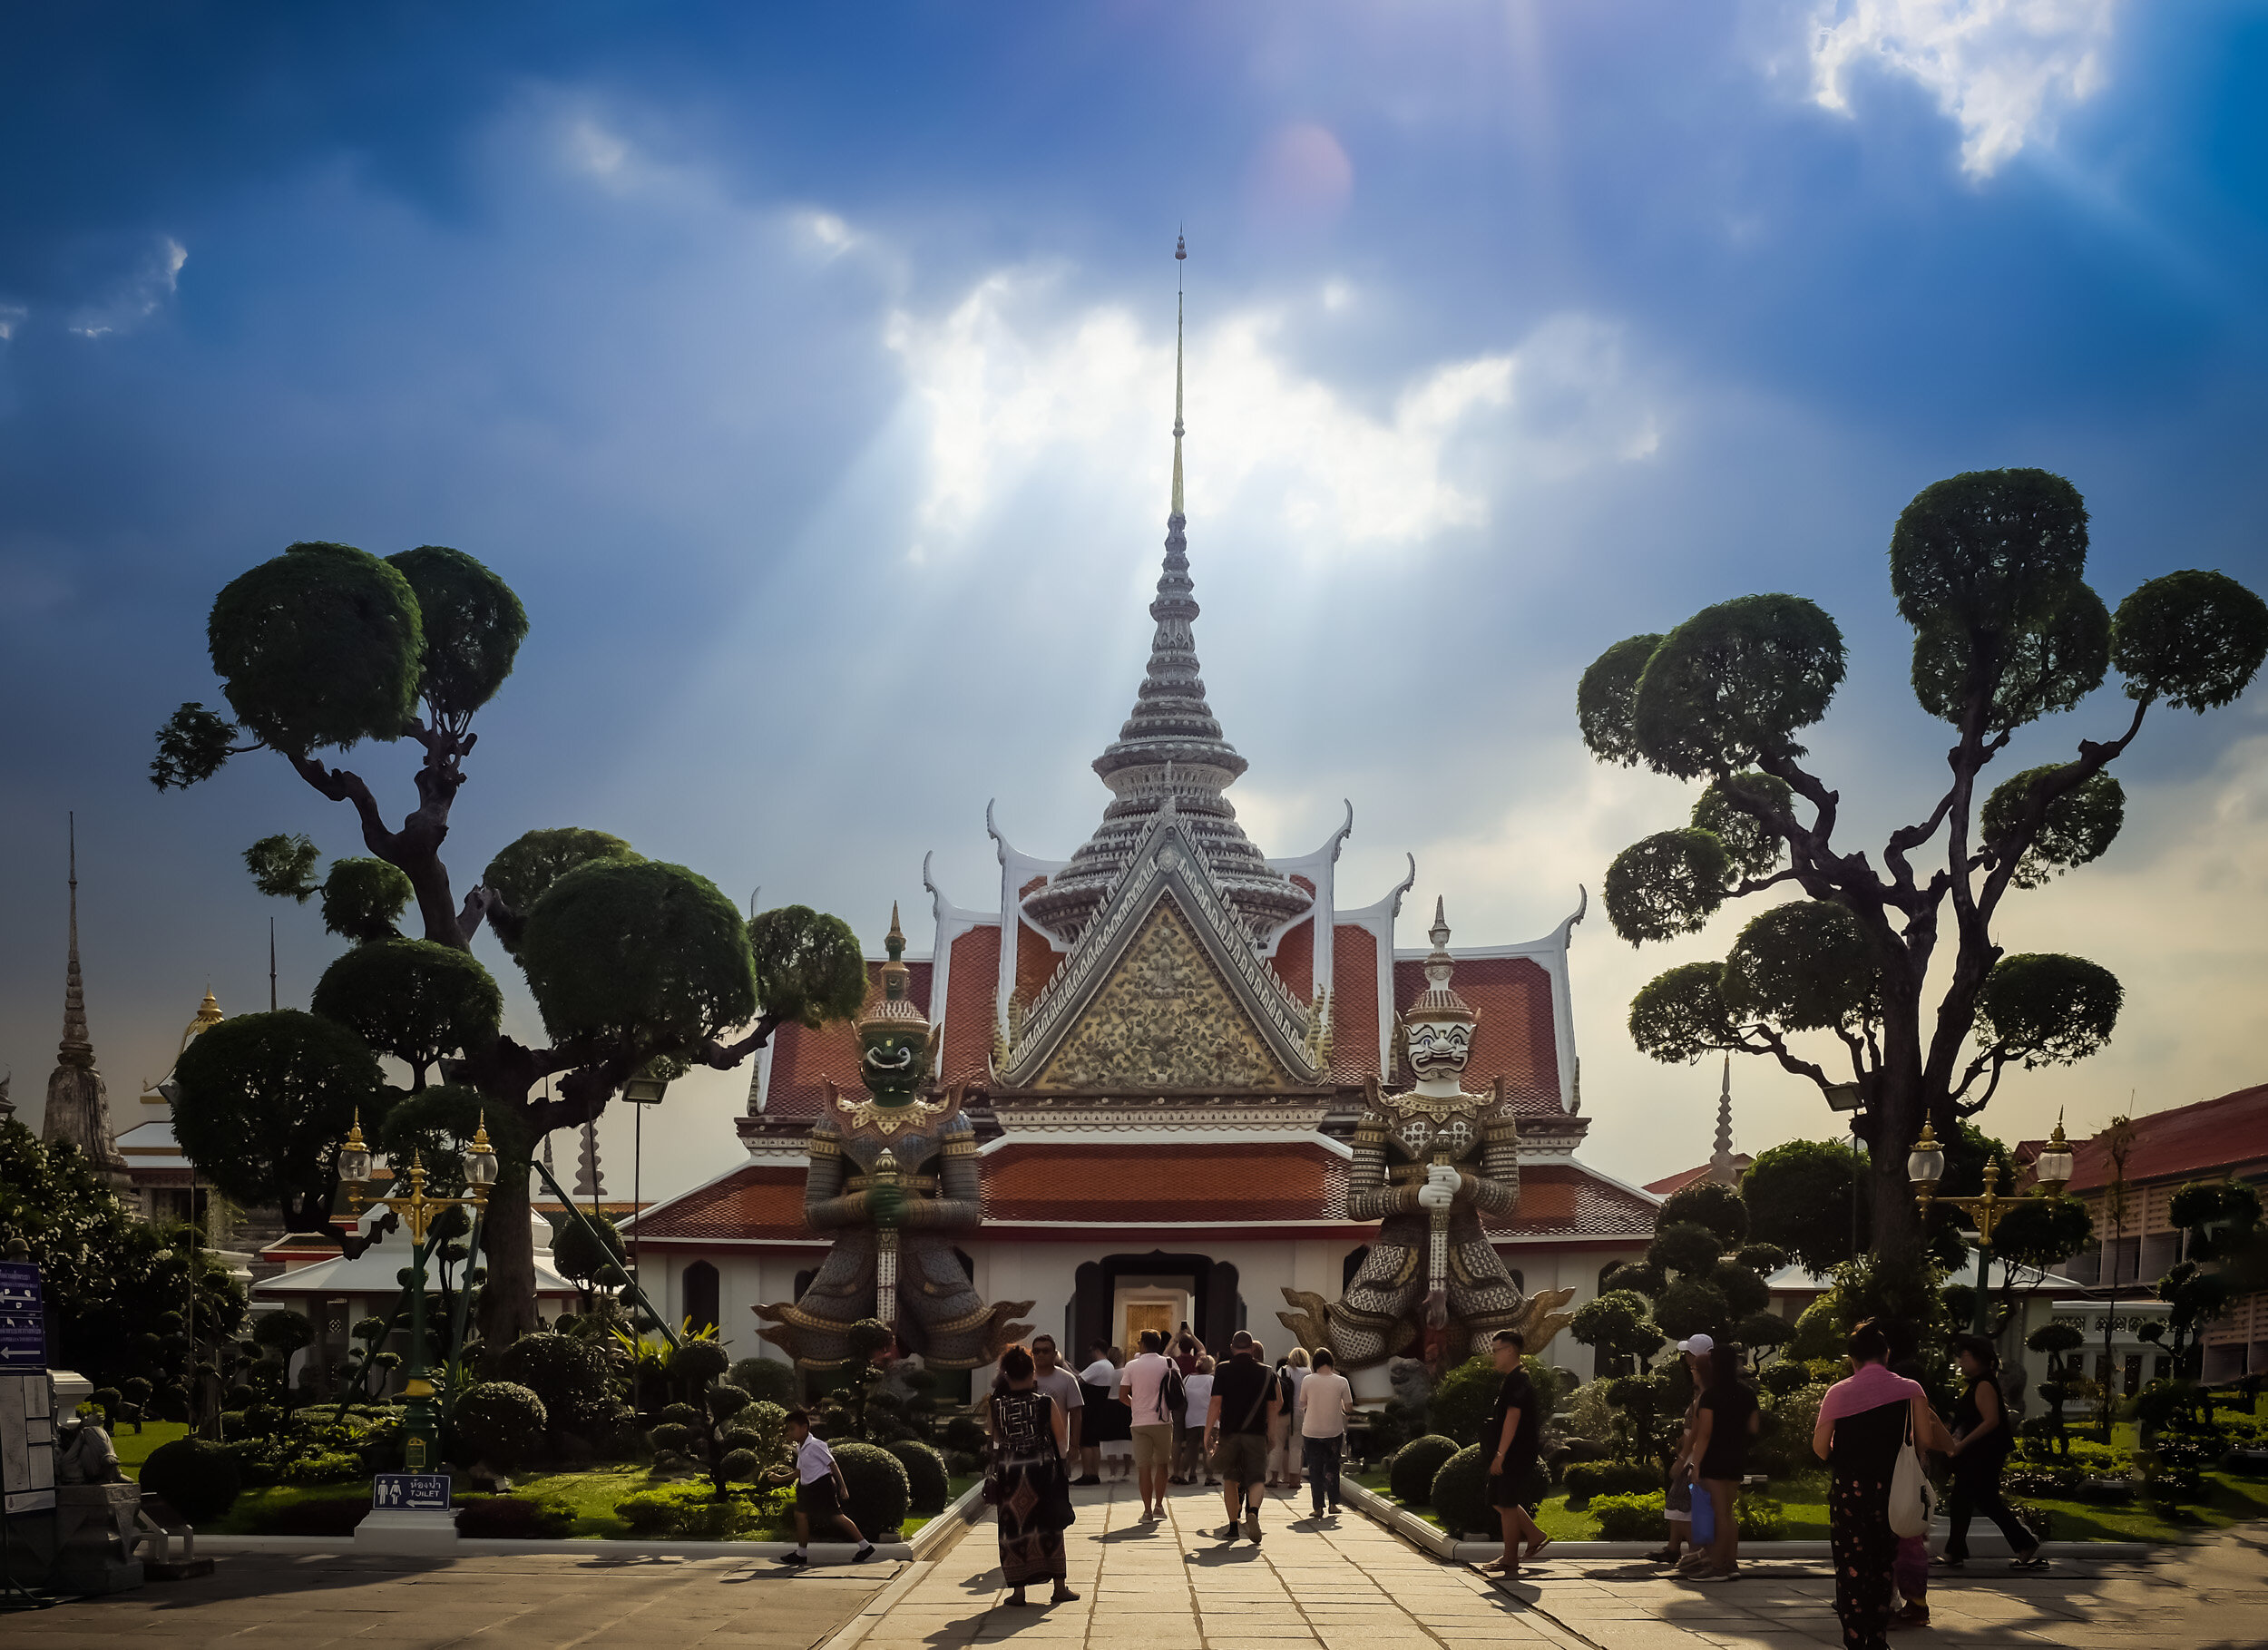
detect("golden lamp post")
[335,1113,501,1472]
[1908,1118,2077,1335]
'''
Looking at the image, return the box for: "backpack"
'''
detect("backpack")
[1160,1360,1187,1421]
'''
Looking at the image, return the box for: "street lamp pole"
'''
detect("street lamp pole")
[1825,1082,1866,1262]
[1907,1118,2075,1336]
[336,1113,500,1472]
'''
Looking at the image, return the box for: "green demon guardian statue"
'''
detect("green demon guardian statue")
[754,907,1033,1369]
[1279,900,1574,1379]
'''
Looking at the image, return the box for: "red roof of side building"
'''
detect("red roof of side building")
[631,1165,822,1245]
[1394,954,1563,1115]
[1642,1158,1754,1196]
[2040,1084,2268,1194]
[1272,912,1315,1003]
[759,960,934,1120]
[1487,1163,1662,1241]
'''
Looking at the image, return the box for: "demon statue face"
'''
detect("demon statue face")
[1404,1016,1472,1087]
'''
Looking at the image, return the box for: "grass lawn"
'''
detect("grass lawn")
[1354,1455,2268,1547]
[112,1420,190,1469]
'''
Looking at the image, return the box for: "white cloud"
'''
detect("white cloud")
[67,237,187,338]
[883,267,1659,561]
[1810,0,2120,176]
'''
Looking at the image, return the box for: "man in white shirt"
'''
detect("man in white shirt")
[777,1410,875,1566]
[1116,1329,1177,1519]
[1295,1349,1356,1518]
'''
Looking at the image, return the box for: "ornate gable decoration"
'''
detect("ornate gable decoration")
[999,801,1326,1091]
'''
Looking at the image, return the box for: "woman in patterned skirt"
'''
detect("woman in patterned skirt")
[987,1344,1080,1607]
[1813,1320,1955,1650]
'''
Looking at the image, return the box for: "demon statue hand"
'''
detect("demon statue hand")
[1280,901,1575,1374]
[755,907,1033,1370]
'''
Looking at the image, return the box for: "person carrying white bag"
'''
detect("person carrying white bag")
[1813,1321,1956,1650]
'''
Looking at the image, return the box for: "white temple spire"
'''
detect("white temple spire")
[1707,1054,1738,1185]
[1170,230,1186,518]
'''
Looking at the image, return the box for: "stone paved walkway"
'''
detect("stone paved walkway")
[881,1479,2268,1650]
[9,1550,894,1649]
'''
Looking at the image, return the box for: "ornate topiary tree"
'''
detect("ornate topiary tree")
[153,541,872,1341]
[1579,470,2268,1264]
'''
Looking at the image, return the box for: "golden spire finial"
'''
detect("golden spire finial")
[1171,232,1186,520]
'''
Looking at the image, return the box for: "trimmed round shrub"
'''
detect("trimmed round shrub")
[886,1439,952,1515]
[1433,1446,1552,1536]
[1426,1356,1500,1448]
[1561,1460,1659,1508]
[141,1437,243,1525]
[1390,1434,1461,1506]
[649,1422,693,1457]
[1759,1361,1813,1398]
[834,1440,912,1538]
[1589,1490,1669,1542]
[614,1491,679,1537]
[498,1332,616,1434]
[670,1340,731,1391]
[452,1382,548,1470]
[728,1357,799,1407]
[283,1451,363,1484]
[720,1449,762,1483]
[943,1414,988,1456]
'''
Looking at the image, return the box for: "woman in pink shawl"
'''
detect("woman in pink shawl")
[1812,1320,1955,1650]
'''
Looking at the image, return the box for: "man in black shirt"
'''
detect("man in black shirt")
[1204,1330,1278,1542]
[1479,1329,1549,1575]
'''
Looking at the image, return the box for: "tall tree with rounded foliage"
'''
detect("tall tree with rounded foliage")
[152,540,874,1341]
[1579,470,2268,1263]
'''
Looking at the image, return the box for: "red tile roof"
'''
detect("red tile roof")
[1272,914,1315,1003]
[1016,912,1061,1008]
[1486,1163,1661,1240]
[1331,925,1381,1082]
[982,1141,1345,1226]
[760,961,932,1119]
[1396,954,1562,1114]
[631,1166,822,1244]
[1643,1157,1753,1196]
[637,1144,1657,1246]
[2045,1084,2268,1194]
[940,925,1000,1086]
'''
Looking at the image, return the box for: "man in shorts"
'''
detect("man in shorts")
[1205,1331,1278,1542]
[777,1410,875,1567]
[1118,1329,1178,1520]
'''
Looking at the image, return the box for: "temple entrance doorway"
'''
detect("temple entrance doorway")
[1074,1253,1240,1359]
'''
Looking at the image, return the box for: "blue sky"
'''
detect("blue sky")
[5,1,2266,1202]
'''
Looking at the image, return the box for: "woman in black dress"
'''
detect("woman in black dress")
[1813,1321,1955,1650]
[987,1345,1079,1607]
[1941,1333,2042,1568]
[1687,1340,1758,1581]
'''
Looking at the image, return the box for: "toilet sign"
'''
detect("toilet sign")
[372,1472,451,1511]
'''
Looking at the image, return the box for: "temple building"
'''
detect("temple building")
[630,278,1660,1385]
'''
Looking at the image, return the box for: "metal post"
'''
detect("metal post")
[528,1154,680,1350]
[401,1234,436,1471]
[1853,1127,1862,1262]
[1973,1237,1992,1336]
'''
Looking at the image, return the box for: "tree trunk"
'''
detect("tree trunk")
[478,1161,543,1351]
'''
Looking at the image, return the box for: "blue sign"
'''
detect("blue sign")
[372,1472,452,1511]
[0,1261,44,1372]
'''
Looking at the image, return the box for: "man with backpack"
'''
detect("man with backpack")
[1204,1331,1279,1542]
[1117,1328,1182,1520]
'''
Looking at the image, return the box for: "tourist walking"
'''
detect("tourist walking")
[1941,1333,2043,1570]
[1646,1335,1709,1568]
[1295,1347,1354,1517]
[1477,1329,1549,1577]
[1078,1342,1129,1485]
[1814,1321,1955,1650]
[986,1345,1080,1607]
[776,1410,876,1567]
[1179,1355,1217,1485]
[1205,1330,1278,1542]
[1168,1333,1204,1480]
[1029,1335,1085,1469]
[1688,1339,1759,1582]
[1118,1329,1180,1520]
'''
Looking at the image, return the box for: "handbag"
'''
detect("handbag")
[982,1394,1006,1506]
[1888,1404,1938,1538]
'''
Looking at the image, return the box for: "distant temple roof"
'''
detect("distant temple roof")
[2019,1084,2268,1193]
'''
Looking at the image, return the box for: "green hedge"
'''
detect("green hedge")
[1390,1435,1461,1507]
[141,1438,242,1525]
[886,1439,952,1515]
[1561,1460,1658,1508]
[1590,1490,1668,1541]
[835,1440,911,1538]
[1430,1445,1550,1536]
